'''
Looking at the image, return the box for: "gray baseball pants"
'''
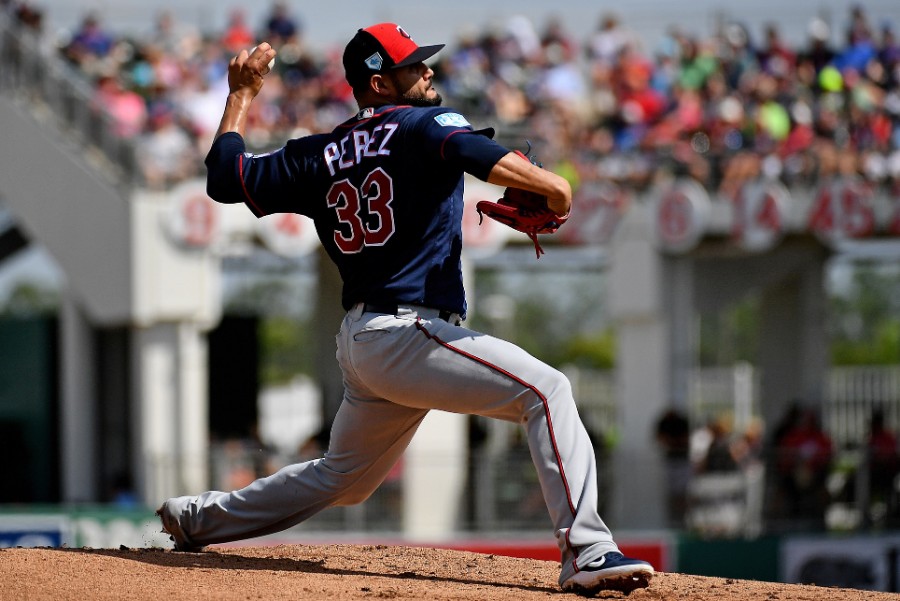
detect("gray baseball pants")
[164,303,619,584]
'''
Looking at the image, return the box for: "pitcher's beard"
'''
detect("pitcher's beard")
[403,90,443,107]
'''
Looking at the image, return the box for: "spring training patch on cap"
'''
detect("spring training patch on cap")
[365,52,384,71]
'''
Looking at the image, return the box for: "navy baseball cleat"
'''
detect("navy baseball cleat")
[561,551,654,596]
[156,498,204,552]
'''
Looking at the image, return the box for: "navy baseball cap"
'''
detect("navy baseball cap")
[343,23,444,88]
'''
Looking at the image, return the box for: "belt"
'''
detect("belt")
[362,302,461,325]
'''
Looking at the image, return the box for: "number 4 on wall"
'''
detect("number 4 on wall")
[731,180,787,252]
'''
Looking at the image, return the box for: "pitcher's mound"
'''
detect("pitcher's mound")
[3,543,897,600]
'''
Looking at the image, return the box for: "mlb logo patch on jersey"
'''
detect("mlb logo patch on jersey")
[365,52,384,71]
[434,113,471,128]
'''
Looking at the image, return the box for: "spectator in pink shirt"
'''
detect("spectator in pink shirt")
[91,74,147,139]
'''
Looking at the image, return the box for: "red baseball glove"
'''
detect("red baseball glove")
[475,149,568,258]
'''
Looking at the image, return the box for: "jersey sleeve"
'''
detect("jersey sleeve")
[205,132,248,205]
[441,129,509,181]
[418,110,508,181]
[205,132,325,217]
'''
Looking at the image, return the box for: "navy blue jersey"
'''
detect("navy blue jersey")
[206,105,507,317]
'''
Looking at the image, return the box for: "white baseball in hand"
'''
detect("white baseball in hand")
[251,46,276,71]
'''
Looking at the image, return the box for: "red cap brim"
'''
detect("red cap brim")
[394,43,445,68]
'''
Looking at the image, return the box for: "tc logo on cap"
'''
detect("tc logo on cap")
[365,52,384,71]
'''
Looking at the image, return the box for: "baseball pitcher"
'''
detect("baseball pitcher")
[157,23,653,595]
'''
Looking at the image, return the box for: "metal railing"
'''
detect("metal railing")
[826,366,900,447]
[0,13,138,188]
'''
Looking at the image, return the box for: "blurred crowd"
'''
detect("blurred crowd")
[656,402,900,535]
[3,1,900,194]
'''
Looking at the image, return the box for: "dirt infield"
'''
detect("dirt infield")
[3,543,899,600]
